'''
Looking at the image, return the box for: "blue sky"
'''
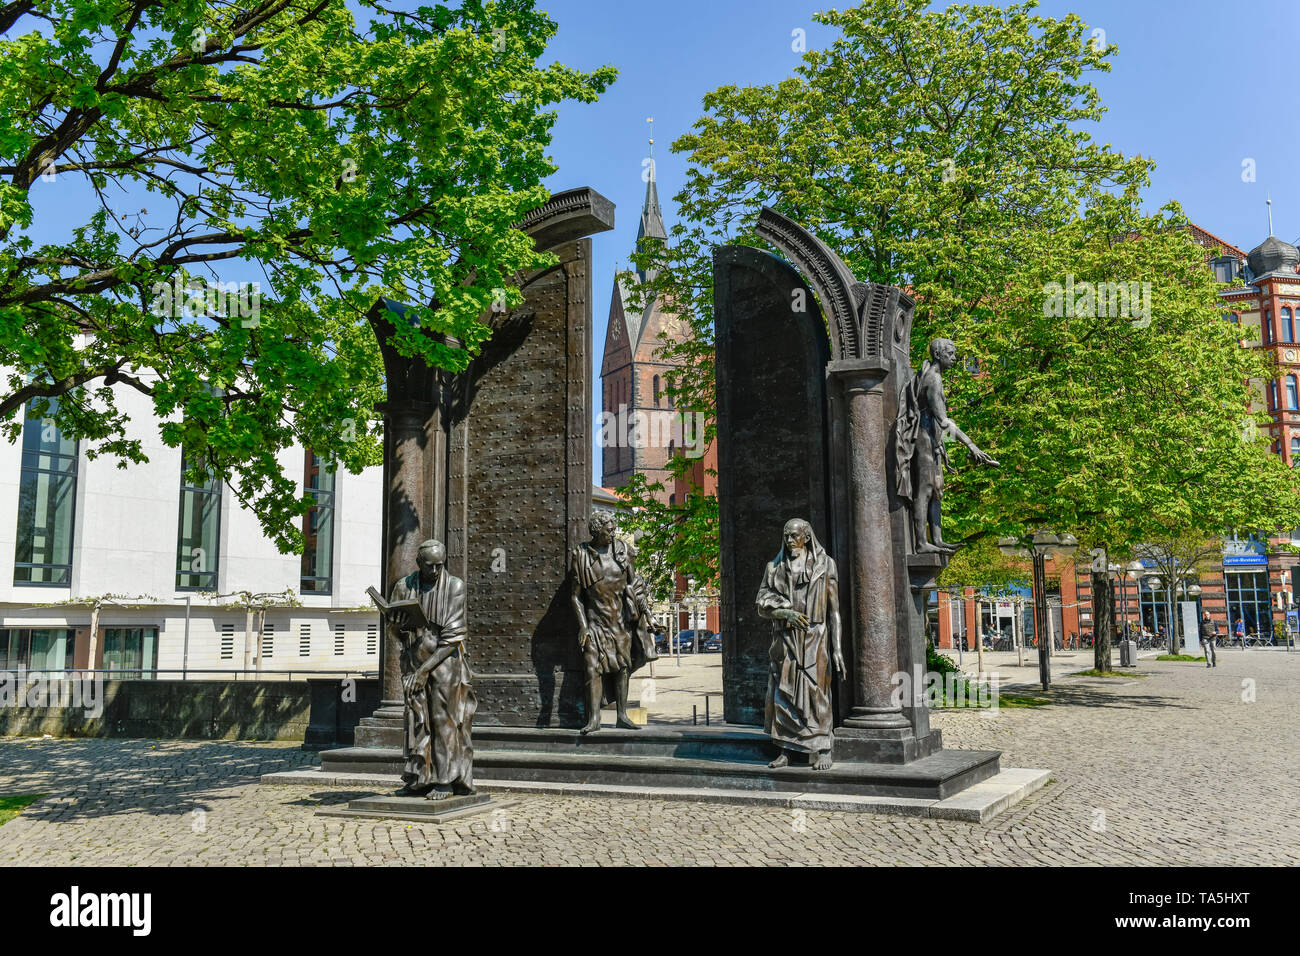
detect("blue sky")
[535,0,1300,464]
[15,0,1300,475]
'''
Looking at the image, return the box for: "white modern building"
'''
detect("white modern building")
[0,377,384,679]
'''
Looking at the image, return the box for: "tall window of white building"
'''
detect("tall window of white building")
[14,399,78,586]
[176,449,221,590]
[301,451,335,594]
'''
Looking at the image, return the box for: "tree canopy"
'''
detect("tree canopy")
[620,0,1300,594]
[0,0,614,550]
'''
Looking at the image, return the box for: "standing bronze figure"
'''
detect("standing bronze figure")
[570,511,656,734]
[896,338,998,553]
[380,539,477,799]
[756,519,844,770]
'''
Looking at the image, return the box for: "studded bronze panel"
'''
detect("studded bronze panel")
[448,240,591,727]
[714,246,833,726]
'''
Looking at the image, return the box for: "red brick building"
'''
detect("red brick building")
[937,222,1300,649]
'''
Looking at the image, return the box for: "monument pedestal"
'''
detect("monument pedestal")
[832,726,942,764]
[316,725,998,800]
[319,792,493,824]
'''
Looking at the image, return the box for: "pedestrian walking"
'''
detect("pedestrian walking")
[1200,611,1217,668]
[1234,617,1246,646]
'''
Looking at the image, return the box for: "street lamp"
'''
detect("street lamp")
[998,531,1079,690]
[1105,560,1143,641]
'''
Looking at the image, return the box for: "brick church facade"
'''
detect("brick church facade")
[598,166,720,634]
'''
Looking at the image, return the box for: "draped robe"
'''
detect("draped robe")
[389,569,476,789]
[755,533,840,754]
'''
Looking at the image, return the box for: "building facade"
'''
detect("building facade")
[937,223,1300,650]
[1,372,384,678]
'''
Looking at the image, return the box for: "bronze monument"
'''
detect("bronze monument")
[379,539,477,799]
[569,511,656,734]
[896,338,998,553]
[756,519,845,770]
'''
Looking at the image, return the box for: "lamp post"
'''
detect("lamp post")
[1108,560,1143,641]
[998,531,1079,690]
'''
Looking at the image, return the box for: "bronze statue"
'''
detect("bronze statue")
[896,338,998,553]
[379,539,477,799]
[756,519,844,770]
[569,511,656,734]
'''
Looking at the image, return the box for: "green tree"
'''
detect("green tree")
[622,0,1300,609]
[0,0,614,549]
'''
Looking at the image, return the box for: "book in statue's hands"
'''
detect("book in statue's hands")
[366,586,431,631]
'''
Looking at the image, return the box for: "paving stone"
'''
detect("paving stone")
[0,652,1296,865]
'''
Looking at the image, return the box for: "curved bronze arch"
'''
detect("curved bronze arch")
[755,207,916,367]
[755,207,861,360]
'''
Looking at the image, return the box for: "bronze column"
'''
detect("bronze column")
[830,359,910,730]
[373,398,441,720]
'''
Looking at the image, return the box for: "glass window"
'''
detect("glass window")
[176,449,221,590]
[1288,375,1298,411]
[1270,380,1280,409]
[301,451,335,594]
[1285,307,1295,343]
[1225,571,1272,638]
[14,399,78,586]
[101,627,157,679]
[1292,437,1300,463]
[1223,312,1239,324]
[653,375,661,407]
[1264,310,1273,342]
[0,628,75,671]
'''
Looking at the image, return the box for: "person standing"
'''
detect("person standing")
[1200,611,1217,668]
[1234,617,1246,647]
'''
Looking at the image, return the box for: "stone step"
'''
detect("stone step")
[316,743,1000,800]
[263,768,1051,824]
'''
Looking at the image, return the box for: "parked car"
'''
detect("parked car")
[671,629,714,653]
[701,632,722,652]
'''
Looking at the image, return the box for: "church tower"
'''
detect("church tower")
[599,161,686,500]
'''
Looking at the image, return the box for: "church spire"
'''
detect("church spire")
[636,120,667,283]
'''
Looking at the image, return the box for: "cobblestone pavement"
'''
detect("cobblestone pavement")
[1,651,1296,865]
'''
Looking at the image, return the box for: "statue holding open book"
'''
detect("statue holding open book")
[368,539,477,799]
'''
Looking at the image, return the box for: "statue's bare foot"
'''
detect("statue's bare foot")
[425,787,453,801]
[768,752,789,769]
[579,720,601,735]
[615,712,640,730]
[812,751,833,771]
[915,541,945,553]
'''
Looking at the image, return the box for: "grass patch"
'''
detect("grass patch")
[1156,654,1206,662]
[0,793,43,826]
[1071,668,1149,678]
[998,692,1051,707]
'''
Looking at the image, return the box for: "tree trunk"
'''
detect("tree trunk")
[1093,569,1115,670]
